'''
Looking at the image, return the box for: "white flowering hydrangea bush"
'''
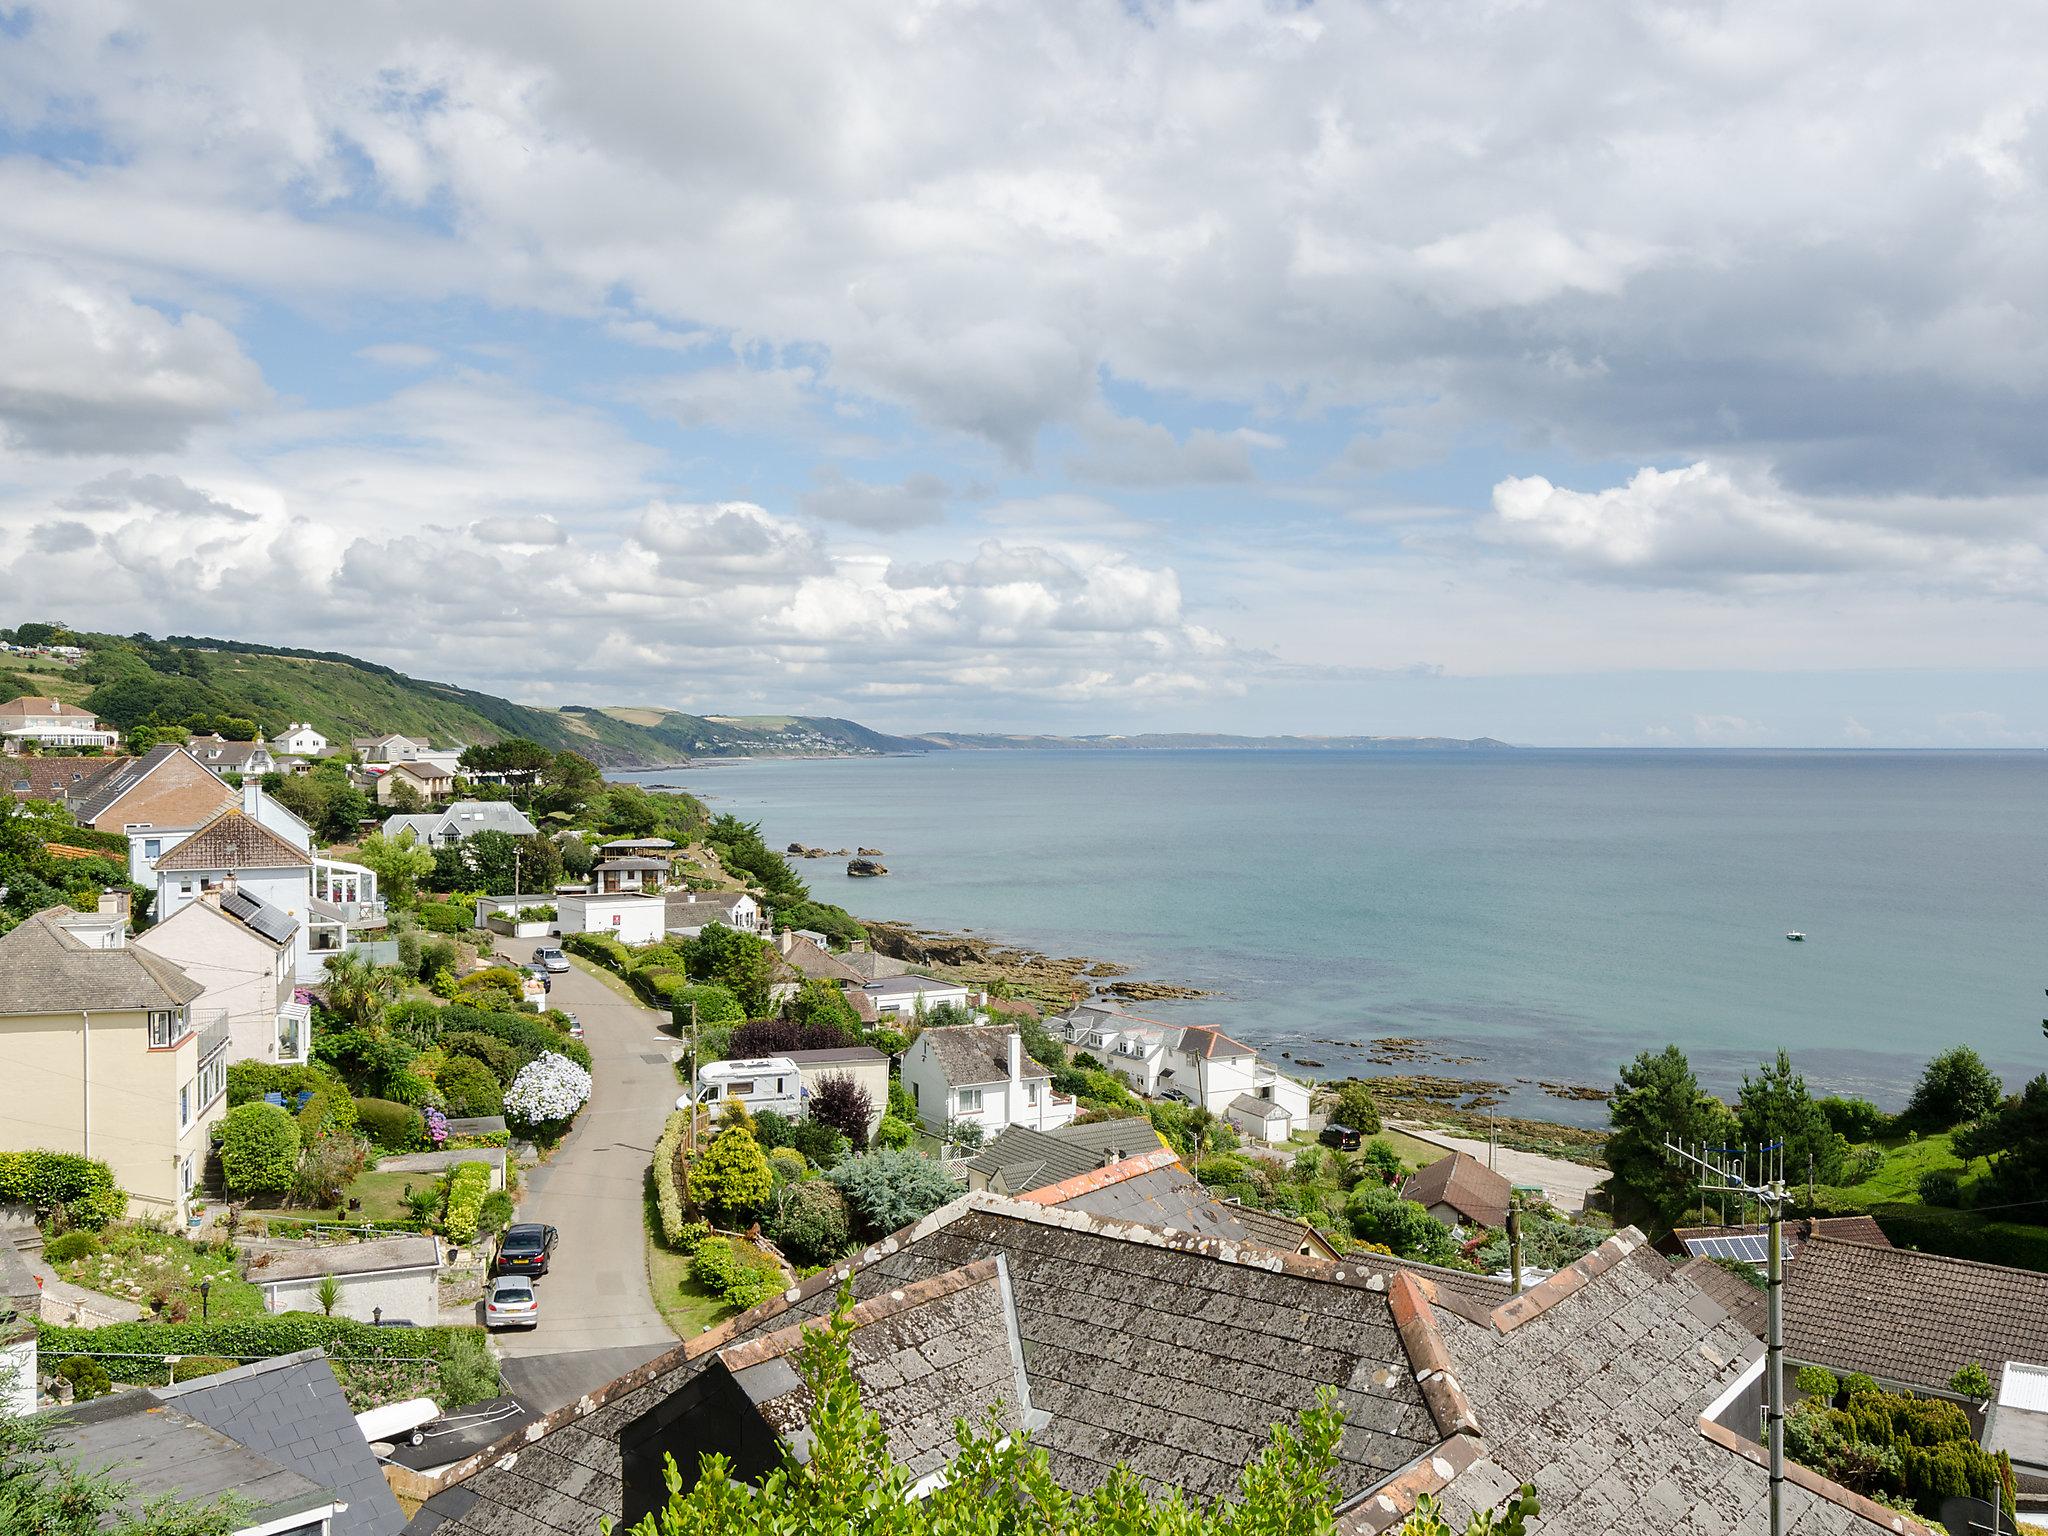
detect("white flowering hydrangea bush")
[503,1051,593,1140]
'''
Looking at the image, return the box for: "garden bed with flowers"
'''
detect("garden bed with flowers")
[47,1223,267,1323]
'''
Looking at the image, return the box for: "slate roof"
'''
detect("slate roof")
[220,886,299,947]
[187,734,270,769]
[383,802,540,841]
[151,807,311,871]
[962,1117,1163,1193]
[839,946,912,980]
[1400,1151,1512,1230]
[594,856,668,872]
[781,1045,891,1068]
[157,1348,408,1536]
[39,1387,340,1529]
[405,1194,1448,1534]
[1672,1255,1768,1338]
[665,891,753,922]
[1024,1149,1260,1242]
[1229,1202,1344,1262]
[915,1024,1049,1087]
[864,974,968,999]
[1784,1235,2048,1392]
[777,932,864,985]
[1422,1239,1895,1536]
[599,838,676,851]
[1229,1091,1290,1121]
[73,744,231,823]
[247,1234,442,1283]
[0,906,205,1014]
[5,754,128,804]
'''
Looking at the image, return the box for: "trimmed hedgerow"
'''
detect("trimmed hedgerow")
[653,1109,694,1248]
[562,932,633,970]
[0,1150,126,1229]
[443,1160,492,1244]
[353,1097,425,1151]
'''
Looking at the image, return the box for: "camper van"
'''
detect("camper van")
[693,1057,804,1118]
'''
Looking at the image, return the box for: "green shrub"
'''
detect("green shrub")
[1843,1372,1879,1399]
[170,1355,237,1383]
[691,1235,783,1310]
[297,1086,361,1145]
[827,1149,961,1239]
[477,1190,515,1236]
[0,1150,126,1229]
[1795,1365,1840,1402]
[442,1030,525,1084]
[436,1056,504,1119]
[562,932,633,969]
[663,983,744,1027]
[653,1110,694,1248]
[56,1355,111,1400]
[419,901,468,933]
[767,1146,809,1187]
[1817,1095,1890,1140]
[1870,1202,2048,1270]
[1917,1168,1964,1207]
[219,1103,301,1195]
[353,1097,424,1151]
[444,1131,511,1151]
[443,1161,492,1244]
[42,1231,100,1263]
[1949,1362,1993,1400]
[1344,1183,1458,1265]
[227,1060,334,1108]
[874,1114,917,1150]
[753,1111,851,1169]
[692,1126,773,1226]
[418,937,460,983]
[766,1180,852,1266]
[671,1218,711,1255]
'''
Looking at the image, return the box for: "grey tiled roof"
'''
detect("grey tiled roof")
[914,1025,1049,1087]
[0,906,204,1014]
[1040,1157,1256,1242]
[246,1234,441,1283]
[1673,1215,1892,1260]
[158,1348,408,1536]
[1429,1246,1884,1536]
[963,1117,1162,1193]
[407,1195,1442,1534]
[1785,1235,2048,1392]
[1673,1255,1767,1338]
[1228,1202,1339,1260]
[1400,1151,1512,1230]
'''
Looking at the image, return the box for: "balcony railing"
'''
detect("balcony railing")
[196,1010,232,1061]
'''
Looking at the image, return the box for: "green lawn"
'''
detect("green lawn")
[1286,1127,1444,1172]
[55,1224,267,1322]
[344,1168,433,1222]
[1815,1132,2048,1272]
[642,1180,736,1340]
[1819,1132,1986,1206]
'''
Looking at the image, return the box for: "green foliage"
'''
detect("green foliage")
[562,931,634,970]
[218,1103,301,1195]
[442,1030,524,1084]
[443,1161,492,1244]
[1401,1486,1540,1536]
[753,1111,852,1169]
[808,1073,875,1151]
[1917,1167,1964,1206]
[1345,1183,1459,1264]
[1605,1045,1735,1226]
[226,1060,334,1108]
[1357,1138,1407,1186]
[1817,1095,1890,1140]
[354,830,437,908]
[826,1149,961,1239]
[766,1180,853,1267]
[874,1114,918,1150]
[706,814,808,904]
[653,1110,695,1248]
[767,1146,810,1188]
[296,1085,361,1145]
[1794,1365,1839,1401]
[1956,1072,2048,1203]
[1471,1216,1604,1272]
[436,1055,505,1118]
[1949,1362,1993,1400]
[1738,1050,1847,1184]
[0,1150,126,1229]
[1145,1101,1227,1158]
[1785,1378,2015,1520]
[315,1273,343,1316]
[42,1231,100,1263]
[693,1125,775,1225]
[1327,1079,1383,1134]
[169,1356,238,1383]
[477,1190,515,1236]
[56,1355,111,1400]
[418,900,468,933]
[785,978,862,1034]
[685,923,779,1017]
[689,1235,784,1311]
[1844,1372,1879,1398]
[352,1097,424,1151]
[1902,1046,2004,1133]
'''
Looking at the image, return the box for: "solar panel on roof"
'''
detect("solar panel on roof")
[1682,1233,1769,1264]
[221,888,299,945]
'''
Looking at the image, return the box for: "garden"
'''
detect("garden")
[1785,1366,2016,1523]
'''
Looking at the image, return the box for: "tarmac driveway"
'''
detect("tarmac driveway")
[487,957,681,1402]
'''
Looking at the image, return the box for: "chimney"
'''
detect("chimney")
[97,889,130,921]
[778,929,794,956]
[241,778,263,818]
[1008,1031,1022,1089]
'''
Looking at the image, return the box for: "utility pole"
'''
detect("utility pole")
[686,1000,699,1156]
[1507,1197,1524,1296]
[1668,1136,1788,1536]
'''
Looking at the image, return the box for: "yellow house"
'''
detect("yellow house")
[0,901,227,1220]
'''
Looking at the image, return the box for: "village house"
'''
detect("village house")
[664,888,763,937]
[557,890,668,944]
[5,754,132,808]
[134,887,310,1066]
[860,973,978,1021]
[0,901,225,1220]
[274,721,328,756]
[71,743,236,837]
[375,758,455,805]
[352,732,425,764]
[0,694,121,752]
[404,1191,1904,1536]
[1401,1150,1514,1231]
[773,929,865,986]
[782,1045,892,1139]
[1053,1002,1314,1135]
[900,1025,1076,1138]
[185,732,278,778]
[597,836,676,858]
[381,800,539,847]
[591,854,668,894]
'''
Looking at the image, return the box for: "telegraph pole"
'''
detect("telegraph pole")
[1668,1137,1788,1536]
[686,1000,699,1156]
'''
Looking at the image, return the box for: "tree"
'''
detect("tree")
[315,1274,342,1316]
[1605,1045,1734,1226]
[733,1015,855,1057]
[808,1074,875,1151]
[1344,1183,1458,1264]
[456,829,527,895]
[320,950,400,1027]
[827,1149,961,1238]
[354,830,436,908]
[1326,1079,1383,1134]
[218,1102,301,1195]
[461,738,555,783]
[320,785,372,843]
[384,777,427,814]
[1949,1362,1993,1401]
[786,978,862,1034]
[694,1125,774,1225]
[437,1055,505,1118]
[1737,1051,1846,1185]
[1956,1072,2048,1202]
[765,1180,853,1266]
[1902,1047,2003,1132]
[688,923,779,1016]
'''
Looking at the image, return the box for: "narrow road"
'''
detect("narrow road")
[491,957,680,1409]
[1386,1120,1610,1215]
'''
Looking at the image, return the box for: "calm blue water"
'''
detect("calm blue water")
[619,751,2048,1125]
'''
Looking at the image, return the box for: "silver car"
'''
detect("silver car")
[484,1275,538,1330]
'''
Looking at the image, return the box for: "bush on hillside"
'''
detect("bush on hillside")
[752,1111,850,1170]
[441,1030,525,1084]
[827,1149,961,1240]
[1901,1047,2004,1133]
[0,1150,126,1229]
[227,1060,334,1108]
[419,901,468,933]
[353,1097,425,1151]
[503,1052,592,1141]
[436,1055,505,1119]
[297,1086,361,1145]
[1817,1095,1890,1141]
[562,932,633,970]
[766,1180,852,1266]
[690,1235,783,1310]
[219,1103,301,1196]
[692,1126,773,1226]
[1344,1183,1458,1265]
[443,1161,492,1244]
[660,982,745,1028]
[42,1231,100,1263]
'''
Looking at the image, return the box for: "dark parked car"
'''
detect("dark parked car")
[492,1223,558,1277]
[1318,1123,1364,1151]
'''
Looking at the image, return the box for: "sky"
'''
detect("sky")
[0,3,2045,746]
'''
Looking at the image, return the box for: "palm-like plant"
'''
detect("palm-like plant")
[321,951,399,1027]
[315,1273,342,1316]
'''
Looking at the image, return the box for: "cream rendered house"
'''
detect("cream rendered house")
[0,902,227,1220]
[0,695,121,751]
[134,888,310,1065]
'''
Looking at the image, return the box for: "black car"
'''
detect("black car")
[1318,1123,1364,1151]
[492,1223,558,1277]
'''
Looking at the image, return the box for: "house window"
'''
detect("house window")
[957,1087,984,1114]
[911,1082,919,1106]
[179,1084,190,1127]
[181,1154,195,1194]
[149,1010,180,1048]
[143,838,161,860]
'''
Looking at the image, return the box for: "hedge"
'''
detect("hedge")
[0,1151,125,1229]
[444,1160,492,1244]
[297,1086,361,1145]
[37,1315,500,1409]
[1871,1203,2048,1272]
[652,1109,693,1247]
[227,1060,336,1109]
[690,1235,784,1310]
[219,1104,301,1196]
[419,901,469,933]
[444,1131,511,1151]
[563,932,634,970]
[354,1097,425,1151]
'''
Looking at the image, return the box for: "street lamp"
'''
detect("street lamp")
[199,1277,211,1323]
[373,1306,383,1327]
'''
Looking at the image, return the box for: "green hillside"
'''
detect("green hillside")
[11,628,924,767]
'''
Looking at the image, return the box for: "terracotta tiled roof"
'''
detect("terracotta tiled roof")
[1400,1151,1512,1230]
[5,756,129,803]
[152,808,311,871]
[1178,1023,1254,1059]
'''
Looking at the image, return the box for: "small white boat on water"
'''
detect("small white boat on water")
[1785,931,1806,942]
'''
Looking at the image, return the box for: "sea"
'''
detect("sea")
[615,750,2048,1127]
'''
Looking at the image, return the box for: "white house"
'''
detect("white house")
[693,1056,805,1118]
[1057,1004,1179,1096]
[381,800,539,846]
[353,732,425,764]
[134,888,309,1065]
[859,974,978,1021]
[900,1026,1076,1139]
[664,889,763,938]
[783,1045,892,1140]
[149,806,313,929]
[1053,1004,1315,1136]
[557,891,667,945]
[185,734,277,778]
[275,722,328,756]
[0,695,120,751]
[1169,1024,1314,1133]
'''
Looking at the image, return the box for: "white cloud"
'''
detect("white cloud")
[357,343,440,368]
[1064,409,1277,487]
[471,514,566,546]
[626,364,818,433]
[798,469,949,531]
[60,470,256,522]
[0,256,267,452]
